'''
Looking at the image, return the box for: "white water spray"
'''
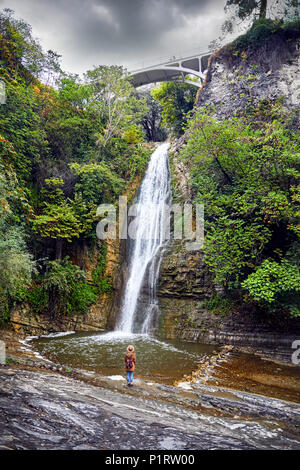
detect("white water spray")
[116,143,171,333]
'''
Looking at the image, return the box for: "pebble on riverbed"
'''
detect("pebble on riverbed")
[174,345,234,388]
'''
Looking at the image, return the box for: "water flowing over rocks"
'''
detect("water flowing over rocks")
[117,143,171,334]
[0,365,299,450]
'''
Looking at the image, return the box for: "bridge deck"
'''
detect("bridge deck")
[129,52,210,88]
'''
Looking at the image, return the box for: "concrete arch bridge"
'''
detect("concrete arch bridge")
[129,52,210,88]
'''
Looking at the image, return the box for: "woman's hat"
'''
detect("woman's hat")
[127,345,134,352]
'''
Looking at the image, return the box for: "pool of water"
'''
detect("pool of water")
[30,331,216,384]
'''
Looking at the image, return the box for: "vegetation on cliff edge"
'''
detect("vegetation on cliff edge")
[0,9,159,322]
[179,101,300,317]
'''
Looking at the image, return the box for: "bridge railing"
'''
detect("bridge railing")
[128,49,210,74]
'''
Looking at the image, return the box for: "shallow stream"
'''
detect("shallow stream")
[31,331,216,384]
[28,330,300,404]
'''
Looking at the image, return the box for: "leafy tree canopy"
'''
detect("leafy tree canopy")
[179,104,300,316]
[151,81,197,137]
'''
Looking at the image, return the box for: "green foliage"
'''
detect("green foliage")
[0,8,45,79]
[59,77,91,108]
[42,257,97,316]
[40,177,65,205]
[85,65,148,147]
[134,89,168,142]
[0,10,154,323]
[124,125,144,144]
[204,218,271,286]
[241,259,300,303]
[212,2,300,51]
[225,0,268,21]
[94,278,112,295]
[122,144,152,182]
[231,17,300,49]
[0,163,35,321]
[0,223,35,297]
[92,244,112,294]
[43,256,85,291]
[68,281,98,315]
[22,259,98,316]
[233,18,281,47]
[179,104,300,316]
[152,82,197,136]
[32,202,83,242]
[0,80,49,182]
[26,285,49,313]
[205,294,235,316]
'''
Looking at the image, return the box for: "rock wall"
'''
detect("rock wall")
[8,168,151,337]
[156,30,300,355]
[196,29,300,119]
[10,236,125,336]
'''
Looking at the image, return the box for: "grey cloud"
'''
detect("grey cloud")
[2,0,226,73]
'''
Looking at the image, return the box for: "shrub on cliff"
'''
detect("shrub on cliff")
[230,17,300,49]
[24,257,98,318]
[0,10,154,321]
[0,163,36,323]
[179,104,300,316]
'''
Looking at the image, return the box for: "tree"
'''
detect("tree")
[151,82,197,137]
[32,202,83,260]
[209,0,300,50]
[0,80,49,183]
[70,161,125,206]
[85,65,148,148]
[134,89,167,142]
[0,8,59,82]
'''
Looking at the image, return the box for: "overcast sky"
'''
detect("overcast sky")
[0,0,227,75]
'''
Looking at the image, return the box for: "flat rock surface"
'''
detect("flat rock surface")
[1,367,300,450]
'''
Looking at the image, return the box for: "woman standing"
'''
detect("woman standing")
[124,345,136,387]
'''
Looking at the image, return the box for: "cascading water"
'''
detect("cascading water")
[28,144,226,386]
[116,142,171,334]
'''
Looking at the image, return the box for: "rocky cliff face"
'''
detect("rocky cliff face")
[156,29,300,354]
[10,236,126,336]
[8,170,148,336]
[196,28,300,119]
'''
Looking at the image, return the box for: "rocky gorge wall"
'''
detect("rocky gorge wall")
[156,28,300,358]
[196,26,300,120]
[157,151,300,362]
[9,235,126,336]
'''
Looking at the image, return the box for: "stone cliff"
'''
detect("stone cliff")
[196,24,300,120]
[156,27,300,356]
[10,235,125,336]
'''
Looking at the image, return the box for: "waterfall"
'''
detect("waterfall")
[116,142,171,334]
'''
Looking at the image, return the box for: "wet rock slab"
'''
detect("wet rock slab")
[1,368,300,450]
[193,383,300,425]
